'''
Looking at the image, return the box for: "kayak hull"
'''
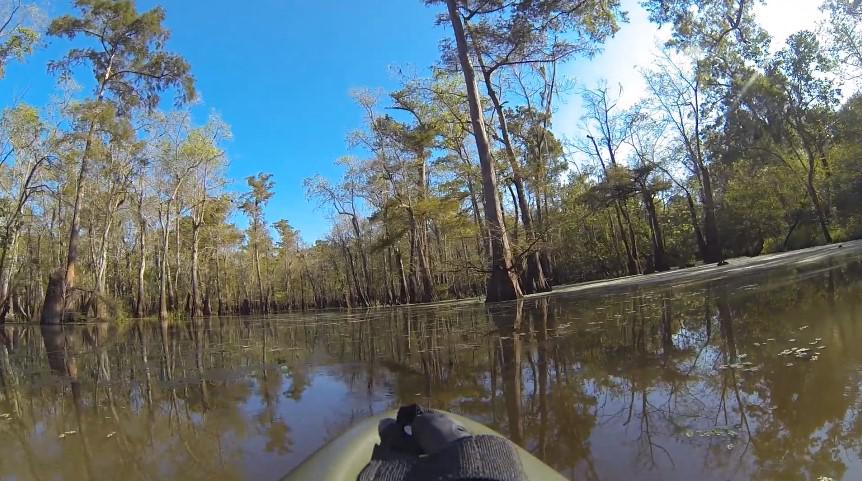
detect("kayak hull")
[281,410,567,481]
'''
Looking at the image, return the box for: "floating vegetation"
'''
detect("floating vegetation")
[778,345,824,363]
[718,362,758,371]
[684,426,739,439]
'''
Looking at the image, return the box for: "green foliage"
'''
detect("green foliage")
[830,96,862,237]
[0,1,42,78]
[0,26,37,78]
[47,0,195,110]
[717,159,802,256]
[823,0,862,76]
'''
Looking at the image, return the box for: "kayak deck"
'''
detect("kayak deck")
[281,410,566,481]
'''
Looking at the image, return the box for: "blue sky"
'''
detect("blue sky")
[1,0,823,242]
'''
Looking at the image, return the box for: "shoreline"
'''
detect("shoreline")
[404,240,862,309]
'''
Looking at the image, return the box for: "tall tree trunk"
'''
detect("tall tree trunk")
[215,254,225,316]
[804,151,833,243]
[446,0,522,302]
[190,222,201,317]
[299,264,307,310]
[54,76,119,320]
[618,200,642,274]
[42,120,98,324]
[171,205,180,310]
[607,210,625,275]
[136,220,146,317]
[94,200,118,319]
[349,215,373,303]
[535,190,554,283]
[0,157,43,321]
[407,222,420,302]
[395,246,410,304]
[341,242,367,307]
[589,134,639,275]
[642,189,669,272]
[700,165,722,263]
[507,183,520,244]
[383,248,396,305]
[684,190,708,261]
[409,212,434,303]
[159,208,170,321]
[415,161,436,303]
[689,76,721,264]
[135,185,147,317]
[613,203,638,274]
[282,254,292,309]
[479,61,550,294]
[458,146,486,259]
[0,232,19,322]
[253,240,266,313]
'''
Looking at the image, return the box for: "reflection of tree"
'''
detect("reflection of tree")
[42,324,95,481]
[738,264,862,481]
[254,318,292,454]
[491,301,524,444]
[283,363,309,401]
[535,298,550,459]
[0,318,320,480]
[716,287,738,363]
[2,259,862,480]
[524,298,599,478]
[660,292,674,357]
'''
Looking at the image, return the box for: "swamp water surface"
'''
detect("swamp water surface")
[2,252,862,481]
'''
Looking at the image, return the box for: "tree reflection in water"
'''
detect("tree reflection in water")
[0,258,860,480]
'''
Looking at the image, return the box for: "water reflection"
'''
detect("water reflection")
[0,256,861,480]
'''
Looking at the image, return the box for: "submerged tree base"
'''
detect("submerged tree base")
[40,269,65,325]
[485,268,524,303]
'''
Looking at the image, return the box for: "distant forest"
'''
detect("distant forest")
[1,0,861,321]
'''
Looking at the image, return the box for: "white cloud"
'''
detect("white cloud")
[756,0,826,51]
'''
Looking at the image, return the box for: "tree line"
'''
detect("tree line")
[0,0,860,321]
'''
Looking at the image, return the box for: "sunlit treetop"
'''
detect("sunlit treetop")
[47,0,195,113]
[430,0,625,71]
[0,1,41,79]
[641,0,770,61]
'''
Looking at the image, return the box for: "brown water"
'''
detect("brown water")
[2,253,862,481]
